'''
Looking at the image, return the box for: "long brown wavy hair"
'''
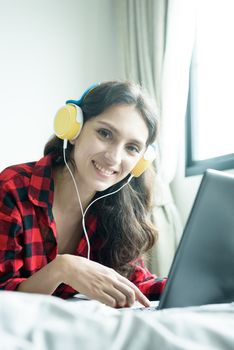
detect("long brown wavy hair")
[44,81,159,277]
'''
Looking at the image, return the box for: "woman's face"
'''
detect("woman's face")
[71,104,149,193]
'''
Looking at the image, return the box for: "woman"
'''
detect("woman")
[0,81,166,308]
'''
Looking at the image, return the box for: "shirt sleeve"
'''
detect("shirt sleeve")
[129,258,167,300]
[0,186,27,291]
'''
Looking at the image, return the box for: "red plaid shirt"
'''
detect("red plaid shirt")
[0,154,166,299]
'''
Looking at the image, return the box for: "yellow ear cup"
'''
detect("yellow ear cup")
[54,104,83,140]
[131,144,156,177]
[131,158,152,177]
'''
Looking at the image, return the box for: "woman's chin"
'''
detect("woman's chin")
[94,182,115,193]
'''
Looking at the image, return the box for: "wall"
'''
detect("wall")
[0,0,123,171]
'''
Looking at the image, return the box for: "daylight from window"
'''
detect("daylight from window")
[193,0,234,161]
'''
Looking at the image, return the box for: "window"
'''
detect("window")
[186,0,234,176]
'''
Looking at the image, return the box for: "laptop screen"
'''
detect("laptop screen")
[158,169,234,309]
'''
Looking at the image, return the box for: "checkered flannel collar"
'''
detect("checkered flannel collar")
[28,154,55,208]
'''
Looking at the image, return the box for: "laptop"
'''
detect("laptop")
[132,168,234,311]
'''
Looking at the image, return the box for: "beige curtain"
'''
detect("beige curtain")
[116,0,197,276]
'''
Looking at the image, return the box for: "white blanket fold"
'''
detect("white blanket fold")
[0,291,234,350]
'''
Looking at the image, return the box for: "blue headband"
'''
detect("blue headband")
[66,83,99,106]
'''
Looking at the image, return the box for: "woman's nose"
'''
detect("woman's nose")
[104,146,122,164]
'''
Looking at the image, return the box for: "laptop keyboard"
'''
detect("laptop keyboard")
[119,300,159,312]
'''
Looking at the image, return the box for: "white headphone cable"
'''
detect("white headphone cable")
[63,140,90,257]
[63,140,84,216]
[81,175,133,259]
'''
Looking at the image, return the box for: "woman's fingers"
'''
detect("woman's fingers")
[134,287,151,307]
[103,286,129,307]
[105,283,135,307]
[106,273,150,308]
[112,280,136,307]
[97,291,118,308]
[117,275,151,307]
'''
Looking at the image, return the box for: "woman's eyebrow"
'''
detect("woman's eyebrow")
[96,121,120,135]
[96,121,145,148]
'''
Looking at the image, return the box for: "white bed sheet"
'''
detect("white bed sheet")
[0,291,234,350]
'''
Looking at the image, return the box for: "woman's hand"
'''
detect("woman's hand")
[60,254,150,308]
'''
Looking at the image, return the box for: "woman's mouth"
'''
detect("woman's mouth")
[92,160,116,177]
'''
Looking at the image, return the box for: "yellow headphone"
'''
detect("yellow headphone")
[53,85,156,177]
[54,103,83,141]
[130,144,156,177]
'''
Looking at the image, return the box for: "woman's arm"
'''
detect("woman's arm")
[17,254,151,308]
[16,255,63,295]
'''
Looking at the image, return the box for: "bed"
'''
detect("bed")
[0,291,234,350]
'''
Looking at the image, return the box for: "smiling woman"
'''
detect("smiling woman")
[0,81,167,308]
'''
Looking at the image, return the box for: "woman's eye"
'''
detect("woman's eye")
[127,145,140,154]
[97,128,112,139]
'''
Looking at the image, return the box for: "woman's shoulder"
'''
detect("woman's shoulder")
[0,154,57,217]
[0,161,36,183]
[0,153,55,184]
[0,161,37,215]
[0,163,37,208]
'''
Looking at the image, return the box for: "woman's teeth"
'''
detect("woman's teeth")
[93,161,115,176]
